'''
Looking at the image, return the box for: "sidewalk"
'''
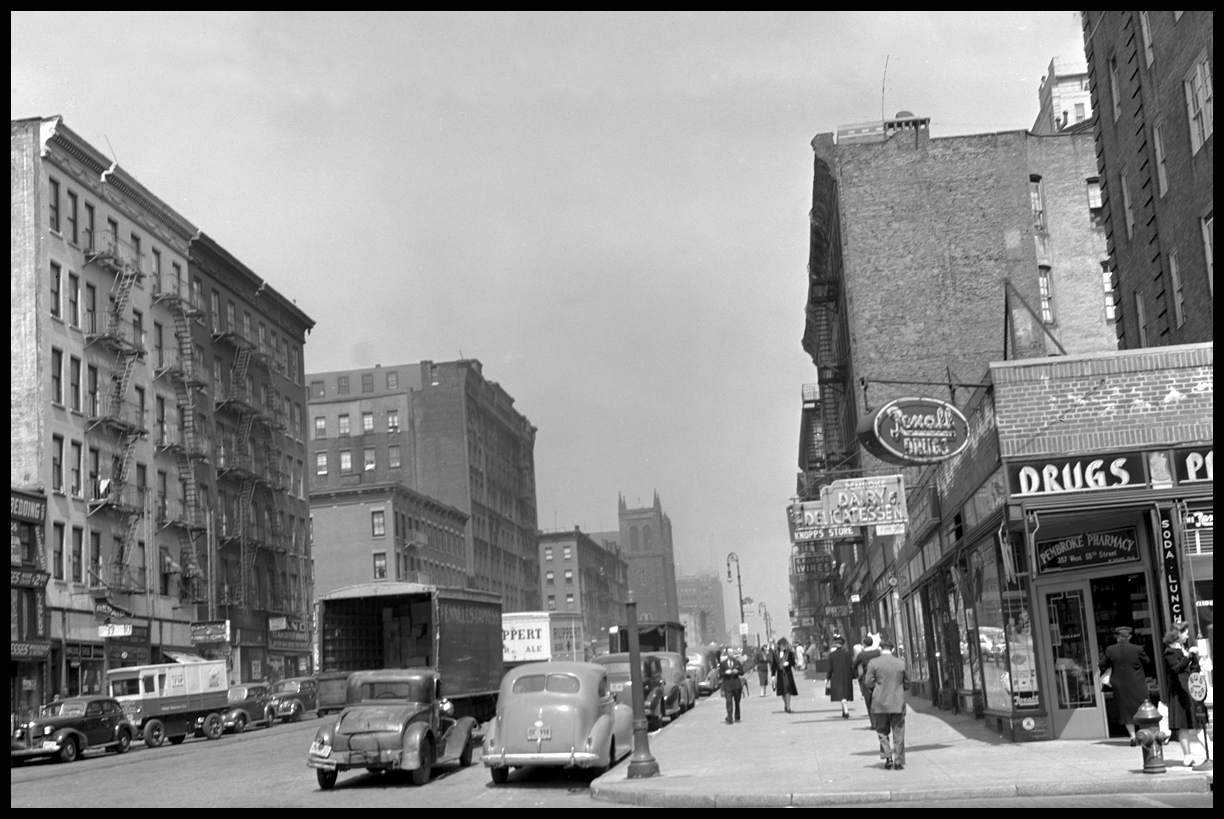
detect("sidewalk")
[590,683,1213,807]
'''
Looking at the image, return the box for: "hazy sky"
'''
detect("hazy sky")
[12,11,1085,638]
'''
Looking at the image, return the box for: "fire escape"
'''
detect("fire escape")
[152,275,209,603]
[85,232,148,593]
[255,337,291,615]
[213,323,261,609]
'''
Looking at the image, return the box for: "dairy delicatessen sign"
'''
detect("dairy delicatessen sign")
[788,476,907,543]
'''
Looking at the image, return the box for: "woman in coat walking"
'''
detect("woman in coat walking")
[1098,626,1150,745]
[1163,622,1209,766]
[772,638,799,712]
[826,634,855,718]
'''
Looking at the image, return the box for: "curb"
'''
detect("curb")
[589,773,1212,807]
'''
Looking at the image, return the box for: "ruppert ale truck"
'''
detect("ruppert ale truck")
[107,658,230,747]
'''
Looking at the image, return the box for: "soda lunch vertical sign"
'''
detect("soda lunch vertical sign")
[1158,507,1185,625]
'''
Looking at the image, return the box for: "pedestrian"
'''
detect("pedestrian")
[1097,626,1150,745]
[772,637,800,713]
[853,634,882,731]
[1162,621,1209,766]
[825,634,855,718]
[754,644,771,697]
[718,647,745,724]
[865,630,909,770]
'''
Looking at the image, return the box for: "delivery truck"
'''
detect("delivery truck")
[608,620,687,656]
[315,582,502,721]
[501,611,586,669]
[107,657,230,747]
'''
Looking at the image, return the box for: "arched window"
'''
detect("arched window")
[643,526,654,551]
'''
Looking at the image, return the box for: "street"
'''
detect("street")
[10,717,624,808]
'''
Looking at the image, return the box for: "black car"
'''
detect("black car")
[11,696,134,763]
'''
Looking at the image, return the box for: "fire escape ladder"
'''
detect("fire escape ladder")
[237,476,258,608]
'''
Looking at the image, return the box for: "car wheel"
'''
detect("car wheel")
[317,710,327,719]
[167,734,186,745]
[458,737,474,768]
[114,729,132,754]
[291,703,303,723]
[57,737,79,763]
[490,766,509,785]
[317,769,338,791]
[265,708,276,726]
[143,719,166,748]
[647,712,662,732]
[233,715,247,734]
[591,738,614,778]
[410,739,433,786]
[202,713,224,740]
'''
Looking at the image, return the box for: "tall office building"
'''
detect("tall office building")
[1081,11,1214,348]
[308,359,540,611]
[11,117,315,703]
[676,571,726,646]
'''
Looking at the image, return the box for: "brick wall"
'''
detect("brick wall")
[991,342,1212,459]
[10,119,44,489]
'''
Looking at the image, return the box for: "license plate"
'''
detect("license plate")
[610,683,624,692]
[42,740,58,750]
[527,725,551,741]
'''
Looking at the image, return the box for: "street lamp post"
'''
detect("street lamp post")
[758,601,773,643]
[726,553,747,653]
[624,598,660,778]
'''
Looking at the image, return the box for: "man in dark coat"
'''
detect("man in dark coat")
[853,635,882,731]
[825,635,855,718]
[865,630,909,770]
[1098,626,1150,745]
[718,647,745,724]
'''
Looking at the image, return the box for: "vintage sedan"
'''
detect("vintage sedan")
[687,648,721,696]
[271,676,318,723]
[221,683,276,733]
[651,651,696,715]
[11,696,134,764]
[483,661,631,784]
[591,653,667,730]
[307,669,477,790]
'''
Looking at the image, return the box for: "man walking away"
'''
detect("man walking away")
[853,635,881,731]
[865,630,909,770]
[719,647,745,724]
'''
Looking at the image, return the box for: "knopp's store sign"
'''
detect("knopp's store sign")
[787,476,908,543]
[858,396,970,466]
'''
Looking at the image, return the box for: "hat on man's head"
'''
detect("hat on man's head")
[877,629,896,648]
[1114,626,1134,638]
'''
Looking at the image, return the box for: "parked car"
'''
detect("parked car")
[591,652,667,731]
[271,677,318,723]
[316,671,351,719]
[10,696,134,764]
[483,661,631,784]
[221,683,275,733]
[687,647,721,696]
[307,668,478,790]
[650,651,696,715]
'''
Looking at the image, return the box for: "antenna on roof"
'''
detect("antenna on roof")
[881,55,890,123]
[104,134,119,168]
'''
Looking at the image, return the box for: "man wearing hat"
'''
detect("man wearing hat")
[1098,626,1151,745]
[864,629,909,770]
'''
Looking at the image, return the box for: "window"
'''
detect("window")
[338,414,350,436]
[160,546,174,595]
[314,417,326,438]
[562,546,572,561]
[387,410,399,432]
[49,178,61,232]
[85,282,96,334]
[1121,175,1135,239]
[564,569,573,584]
[50,263,62,318]
[51,348,63,404]
[1169,252,1185,327]
[130,234,142,273]
[1153,123,1169,196]
[1028,175,1045,232]
[546,570,555,585]
[386,371,398,390]
[373,552,387,580]
[295,403,303,440]
[70,441,82,496]
[52,435,64,492]
[1038,265,1055,324]
[67,273,79,327]
[53,523,65,579]
[70,527,84,583]
[1102,263,1117,322]
[1203,212,1214,295]
[89,532,101,587]
[1074,102,1085,123]
[544,546,553,562]
[565,593,575,610]
[1110,56,1123,121]
[361,373,374,393]
[1140,12,1154,67]
[84,203,95,250]
[315,452,328,475]
[372,510,386,537]
[362,412,374,433]
[311,380,325,398]
[388,445,401,469]
[340,451,352,473]
[1086,179,1103,229]
[87,365,98,416]
[211,290,221,333]
[337,376,350,395]
[364,448,376,471]
[1135,292,1149,347]
[66,191,78,243]
[69,357,81,411]
[547,594,556,612]
[1185,53,1214,154]
[150,248,162,291]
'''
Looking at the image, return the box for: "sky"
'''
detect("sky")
[12,11,1087,639]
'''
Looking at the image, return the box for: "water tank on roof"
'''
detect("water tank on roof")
[894,110,915,119]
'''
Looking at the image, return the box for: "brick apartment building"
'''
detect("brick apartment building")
[307,360,541,611]
[11,117,315,707]
[1081,11,1214,349]
[537,527,629,651]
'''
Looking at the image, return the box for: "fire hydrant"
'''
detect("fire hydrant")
[1133,700,1169,774]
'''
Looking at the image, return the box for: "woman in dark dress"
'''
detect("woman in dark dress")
[1098,626,1150,744]
[825,635,855,718]
[772,638,799,712]
[1163,622,1208,767]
